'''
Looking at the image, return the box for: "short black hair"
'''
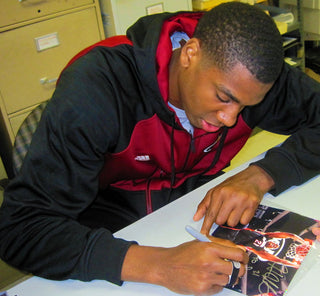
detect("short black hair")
[193,2,284,83]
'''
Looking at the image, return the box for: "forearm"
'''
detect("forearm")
[0,197,134,284]
[121,244,166,285]
[253,140,320,195]
[243,64,320,194]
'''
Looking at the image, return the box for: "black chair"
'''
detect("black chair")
[0,112,14,188]
[12,101,48,176]
[0,100,48,190]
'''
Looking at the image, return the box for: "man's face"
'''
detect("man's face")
[175,40,273,132]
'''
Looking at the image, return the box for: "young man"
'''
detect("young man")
[0,2,319,295]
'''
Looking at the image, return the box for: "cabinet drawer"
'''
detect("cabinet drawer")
[0,7,102,114]
[0,0,93,28]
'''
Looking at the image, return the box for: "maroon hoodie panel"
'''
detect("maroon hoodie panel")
[99,113,252,191]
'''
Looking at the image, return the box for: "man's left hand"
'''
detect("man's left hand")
[312,222,320,241]
[193,165,275,234]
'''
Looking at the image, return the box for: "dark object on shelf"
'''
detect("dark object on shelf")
[305,46,320,74]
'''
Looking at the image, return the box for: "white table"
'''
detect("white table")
[5,156,320,296]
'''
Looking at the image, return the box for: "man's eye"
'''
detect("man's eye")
[217,94,229,103]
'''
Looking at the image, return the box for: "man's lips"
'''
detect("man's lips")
[201,119,221,132]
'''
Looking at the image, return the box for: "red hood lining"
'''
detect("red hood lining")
[156,13,203,101]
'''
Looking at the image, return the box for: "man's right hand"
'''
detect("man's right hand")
[121,240,248,295]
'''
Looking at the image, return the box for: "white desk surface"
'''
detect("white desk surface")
[5,156,320,296]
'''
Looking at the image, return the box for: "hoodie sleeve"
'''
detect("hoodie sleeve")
[0,49,136,284]
[243,63,320,195]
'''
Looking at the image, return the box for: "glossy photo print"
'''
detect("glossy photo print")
[211,205,317,296]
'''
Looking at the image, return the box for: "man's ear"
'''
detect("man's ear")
[180,38,201,68]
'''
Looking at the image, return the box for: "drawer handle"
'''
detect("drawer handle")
[40,77,58,85]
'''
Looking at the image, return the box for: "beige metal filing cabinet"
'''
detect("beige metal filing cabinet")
[99,0,192,37]
[0,0,105,144]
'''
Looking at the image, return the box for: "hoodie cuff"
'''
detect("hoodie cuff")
[84,230,137,285]
[251,148,302,196]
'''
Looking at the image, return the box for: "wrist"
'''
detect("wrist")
[249,164,275,193]
[121,244,167,286]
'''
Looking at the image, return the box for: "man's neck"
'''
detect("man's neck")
[168,48,182,109]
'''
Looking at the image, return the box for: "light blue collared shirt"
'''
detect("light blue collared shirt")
[169,32,193,135]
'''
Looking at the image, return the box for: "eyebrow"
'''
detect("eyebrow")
[217,85,241,104]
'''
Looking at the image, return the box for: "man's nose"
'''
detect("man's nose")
[216,106,241,127]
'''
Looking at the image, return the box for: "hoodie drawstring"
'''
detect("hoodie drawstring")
[147,123,228,215]
[170,120,228,186]
[170,118,176,187]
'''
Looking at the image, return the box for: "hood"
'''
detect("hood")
[126,11,203,107]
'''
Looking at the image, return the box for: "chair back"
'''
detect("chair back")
[12,101,48,175]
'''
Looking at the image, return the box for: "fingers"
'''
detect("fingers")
[312,227,320,240]
[194,285,224,296]
[213,201,239,226]
[194,266,244,296]
[198,188,261,235]
[219,259,247,281]
[201,205,220,235]
[193,244,248,295]
[179,241,248,295]
[221,243,249,266]
[240,207,256,226]
[198,187,245,234]
[200,192,238,234]
[195,166,270,235]
[193,195,211,222]
[226,260,246,288]
[214,249,247,289]
[209,236,237,248]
